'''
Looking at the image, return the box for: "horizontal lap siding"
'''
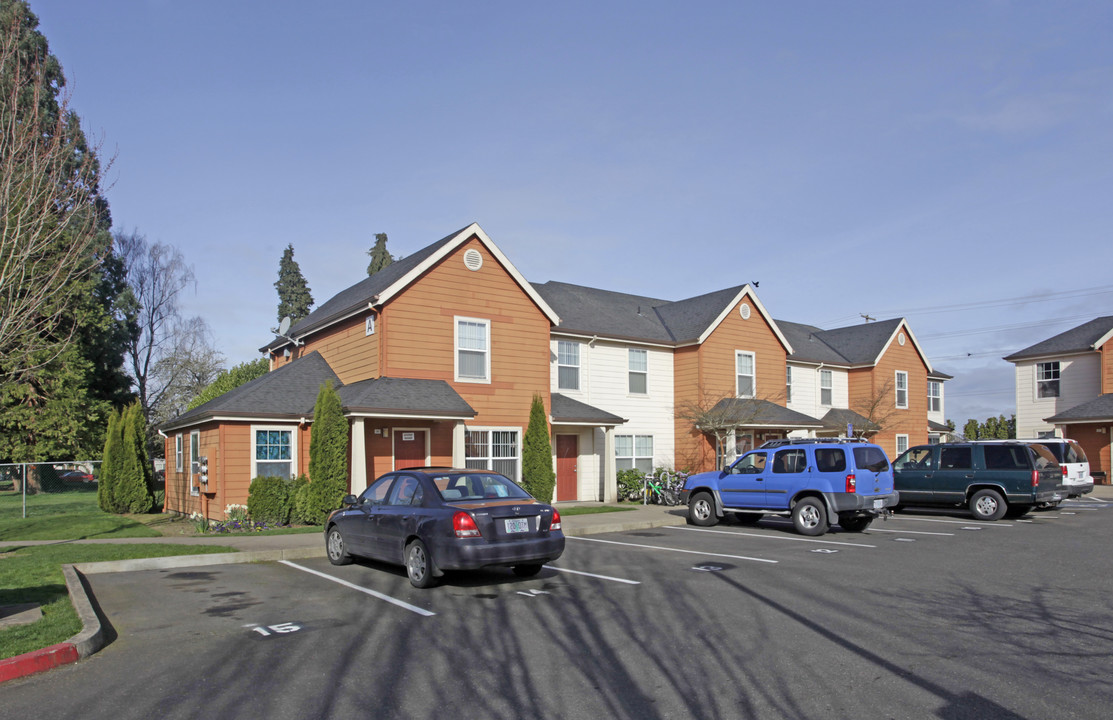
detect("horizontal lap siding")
[286,315,379,384]
[673,346,711,471]
[698,302,788,403]
[1103,343,1113,395]
[384,237,551,429]
[850,330,928,458]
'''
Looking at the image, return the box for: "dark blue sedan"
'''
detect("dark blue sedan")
[324,468,565,588]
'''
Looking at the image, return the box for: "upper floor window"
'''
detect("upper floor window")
[896,434,909,454]
[785,366,793,403]
[820,369,833,406]
[455,317,490,383]
[1036,362,1060,398]
[736,351,755,398]
[895,371,908,409]
[928,381,942,412]
[628,349,647,394]
[557,341,580,391]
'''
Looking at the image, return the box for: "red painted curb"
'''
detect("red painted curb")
[0,642,79,683]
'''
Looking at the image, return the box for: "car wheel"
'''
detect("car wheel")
[326,527,352,566]
[687,492,717,526]
[513,564,543,577]
[405,539,438,588]
[839,515,872,532]
[733,513,763,525]
[969,489,1007,521]
[792,497,829,536]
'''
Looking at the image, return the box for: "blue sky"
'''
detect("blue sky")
[32,0,1113,426]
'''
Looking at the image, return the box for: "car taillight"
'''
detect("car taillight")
[1061,465,1068,478]
[453,512,481,538]
[1032,470,1039,487]
[845,474,856,493]
[550,509,562,531]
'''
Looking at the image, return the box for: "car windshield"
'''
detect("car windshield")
[433,472,532,502]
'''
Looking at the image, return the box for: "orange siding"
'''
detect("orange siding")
[673,346,709,470]
[849,326,929,458]
[272,314,380,384]
[1101,342,1113,395]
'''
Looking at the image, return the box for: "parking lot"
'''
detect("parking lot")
[5,497,1113,719]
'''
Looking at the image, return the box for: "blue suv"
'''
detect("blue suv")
[681,438,899,535]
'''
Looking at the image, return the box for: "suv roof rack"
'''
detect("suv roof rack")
[759,437,864,448]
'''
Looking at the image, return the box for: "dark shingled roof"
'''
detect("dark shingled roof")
[929,419,953,432]
[261,227,467,352]
[809,318,904,366]
[709,398,825,429]
[653,286,749,344]
[1045,394,1113,423]
[162,351,339,431]
[533,281,675,342]
[777,320,851,365]
[819,408,880,433]
[338,377,474,418]
[1004,316,1113,362]
[550,394,626,426]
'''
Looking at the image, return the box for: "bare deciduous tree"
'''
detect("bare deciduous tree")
[0,13,112,378]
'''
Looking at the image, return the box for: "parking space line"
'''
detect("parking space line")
[869,528,954,536]
[668,526,876,548]
[280,561,436,617]
[567,536,778,564]
[887,517,1014,527]
[548,566,640,584]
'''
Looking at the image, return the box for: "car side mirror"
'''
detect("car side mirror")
[341,494,358,507]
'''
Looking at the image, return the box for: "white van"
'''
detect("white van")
[979,438,1094,499]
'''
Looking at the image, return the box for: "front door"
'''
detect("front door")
[556,435,578,501]
[394,430,427,470]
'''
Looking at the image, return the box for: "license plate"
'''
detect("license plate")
[873,499,884,510]
[504,518,529,533]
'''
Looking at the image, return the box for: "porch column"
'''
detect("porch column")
[452,420,466,467]
[603,426,617,503]
[350,417,368,495]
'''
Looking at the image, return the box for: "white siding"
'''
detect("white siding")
[1014,354,1102,437]
[786,363,849,420]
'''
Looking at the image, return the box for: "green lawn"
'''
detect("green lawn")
[0,542,235,661]
[559,504,636,516]
[0,488,161,542]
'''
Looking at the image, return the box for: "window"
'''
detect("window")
[895,447,933,471]
[557,341,580,391]
[252,426,296,479]
[814,448,847,472]
[359,475,395,505]
[175,434,183,473]
[928,381,942,412]
[772,449,806,474]
[984,445,1026,470]
[616,435,654,473]
[736,351,755,398]
[939,446,972,470]
[895,371,908,409]
[820,370,833,406]
[1036,362,1060,398]
[628,349,647,394]
[785,366,792,403]
[854,446,890,472]
[455,318,490,382]
[387,476,422,506]
[896,434,909,455]
[465,429,520,480]
[190,431,200,495]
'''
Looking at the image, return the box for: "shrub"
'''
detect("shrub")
[304,382,349,525]
[117,404,154,514]
[99,407,124,512]
[247,476,291,524]
[290,474,311,524]
[617,469,643,500]
[521,394,555,501]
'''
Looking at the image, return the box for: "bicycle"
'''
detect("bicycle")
[642,470,683,506]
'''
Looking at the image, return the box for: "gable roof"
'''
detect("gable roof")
[1044,393,1113,424]
[338,377,475,419]
[1004,316,1113,362]
[709,398,825,429]
[777,320,851,365]
[535,281,792,351]
[819,408,880,433]
[550,393,626,426]
[262,223,560,352]
[162,351,340,431]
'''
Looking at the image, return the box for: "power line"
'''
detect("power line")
[918,312,1097,341]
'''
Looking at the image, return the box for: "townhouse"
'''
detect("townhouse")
[161,223,946,519]
[1005,316,1113,483]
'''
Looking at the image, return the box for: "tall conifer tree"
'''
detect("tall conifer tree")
[304,381,349,524]
[366,233,394,276]
[522,394,555,502]
[274,244,313,324]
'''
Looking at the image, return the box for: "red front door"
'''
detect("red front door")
[394,430,427,470]
[556,435,578,501]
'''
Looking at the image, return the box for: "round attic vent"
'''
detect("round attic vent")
[898,332,906,346]
[463,248,483,271]
[739,303,751,320]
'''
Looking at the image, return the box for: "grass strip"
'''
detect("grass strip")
[559,505,637,516]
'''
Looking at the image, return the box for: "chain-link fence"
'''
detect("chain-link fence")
[0,461,102,519]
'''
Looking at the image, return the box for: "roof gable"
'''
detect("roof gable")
[808,318,933,372]
[1004,316,1113,362]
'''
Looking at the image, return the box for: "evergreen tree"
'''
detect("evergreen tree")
[115,403,153,514]
[521,394,555,502]
[366,233,394,276]
[98,407,123,512]
[963,419,980,440]
[188,358,270,410]
[304,381,349,524]
[275,244,313,324]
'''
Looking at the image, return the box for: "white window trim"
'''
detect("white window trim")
[615,434,655,473]
[928,381,942,413]
[250,424,299,480]
[895,371,909,409]
[820,369,833,407]
[175,434,183,473]
[896,434,909,454]
[454,316,491,384]
[1035,361,1061,400]
[736,351,756,398]
[557,340,580,392]
[190,430,200,496]
[464,426,522,481]
[628,348,648,396]
[786,366,792,404]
